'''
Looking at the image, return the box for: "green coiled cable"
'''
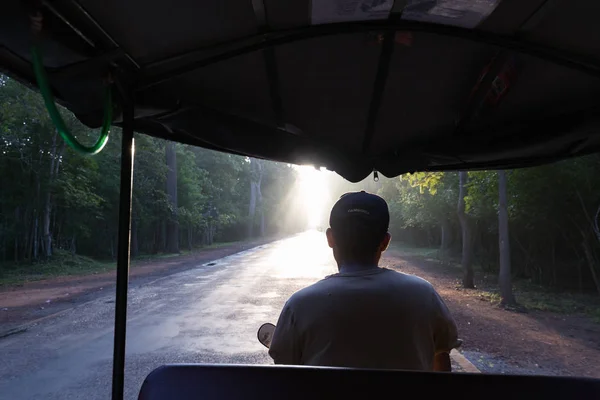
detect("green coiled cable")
[31,44,112,155]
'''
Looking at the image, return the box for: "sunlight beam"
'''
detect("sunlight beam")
[296,166,329,229]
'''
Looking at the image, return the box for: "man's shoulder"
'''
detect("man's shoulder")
[383,268,434,287]
[287,275,337,303]
[287,268,434,305]
[284,272,353,310]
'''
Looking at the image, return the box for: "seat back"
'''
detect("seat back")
[138,364,600,400]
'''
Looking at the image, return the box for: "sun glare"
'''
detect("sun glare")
[296,165,329,229]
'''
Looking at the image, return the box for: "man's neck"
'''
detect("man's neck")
[338,263,379,273]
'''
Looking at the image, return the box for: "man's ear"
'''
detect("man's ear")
[380,233,392,252]
[326,228,336,249]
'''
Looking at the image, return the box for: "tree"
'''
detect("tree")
[176,145,208,250]
[457,171,475,288]
[125,135,170,257]
[165,141,179,253]
[247,159,264,238]
[393,172,458,250]
[497,170,516,305]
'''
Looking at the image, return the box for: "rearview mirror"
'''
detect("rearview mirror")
[257,323,276,348]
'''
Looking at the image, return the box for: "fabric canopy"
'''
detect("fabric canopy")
[2,0,600,181]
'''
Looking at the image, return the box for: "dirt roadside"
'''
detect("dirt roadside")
[0,238,277,330]
[382,250,600,379]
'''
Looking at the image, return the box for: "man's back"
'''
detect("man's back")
[269,267,457,371]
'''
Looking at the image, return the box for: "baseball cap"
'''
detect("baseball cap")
[329,191,390,236]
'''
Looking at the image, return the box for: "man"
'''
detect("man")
[269,191,459,371]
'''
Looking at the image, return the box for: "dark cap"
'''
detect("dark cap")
[329,191,390,235]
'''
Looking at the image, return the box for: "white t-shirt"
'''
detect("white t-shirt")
[269,267,458,370]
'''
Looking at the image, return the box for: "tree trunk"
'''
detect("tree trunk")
[257,176,265,237]
[248,159,265,238]
[23,209,30,261]
[203,226,209,246]
[70,235,76,254]
[248,181,257,238]
[440,219,450,249]
[165,141,179,253]
[569,234,584,293]
[551,240,557,288]
[131,218,139,258]
[14,234,18,262]
[41,131,60,260]
[457,171,475,288]
[207,221,214,245]
[42,188,52,259]
[14,207,20,262]
[32,215,39,261]
[498,170,516,305]
[578,261,583,294]
[51,208,57,246]
[188,224,193,251]
[440,219,451,261]
[581,240,600,295]
[153,220,165,253]
[110,235,115,259]
[0,220,5,263]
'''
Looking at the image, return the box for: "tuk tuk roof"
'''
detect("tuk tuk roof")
[2,0,600,181]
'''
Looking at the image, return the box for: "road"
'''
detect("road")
[0,232,337,400]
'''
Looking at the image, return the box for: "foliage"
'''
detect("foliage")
[371,173,459,248]
[0,76,305,269]
[375,164,600,294]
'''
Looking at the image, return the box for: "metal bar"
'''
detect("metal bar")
[68,0,140,70]
[362,31,395,154]
[42,0,96,48]
[52,48,126,77]
[111,95,135,400]
[137,20,600,91]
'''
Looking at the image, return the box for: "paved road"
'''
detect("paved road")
[0,232,336,400]
[0,231,481,399]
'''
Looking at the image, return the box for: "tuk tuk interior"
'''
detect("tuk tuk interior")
[2,1,600,399]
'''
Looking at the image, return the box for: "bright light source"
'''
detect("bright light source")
[296,165,329,229]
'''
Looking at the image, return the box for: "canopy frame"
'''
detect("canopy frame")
[135,21,600,90]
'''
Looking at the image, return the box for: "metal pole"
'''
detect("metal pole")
[111,98,135,400]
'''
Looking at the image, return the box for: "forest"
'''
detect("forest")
[2,75,600,301]
[370,163,600,300]
[325,159,600,301]
[0,76,307,268]
[320,154,600,302]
